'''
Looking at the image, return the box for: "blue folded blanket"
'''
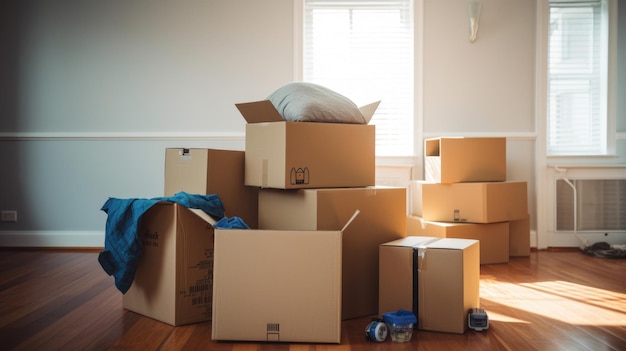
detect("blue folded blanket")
[98,192,232,294]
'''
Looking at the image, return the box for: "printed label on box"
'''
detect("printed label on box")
[290,167,310,185]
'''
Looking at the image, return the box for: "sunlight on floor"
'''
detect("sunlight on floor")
[484,311,530,324]
[481,279,626,326]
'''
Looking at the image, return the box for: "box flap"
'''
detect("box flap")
[188,208,219,226]
[235,100,284,123]
[425,238,478,250]
[341,209,360,232]
[359,101,380,124]
[237,100,380,125]
[381,236,438,248]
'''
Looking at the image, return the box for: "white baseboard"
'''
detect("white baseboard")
[547,231,626,249]
[0,230,104,248]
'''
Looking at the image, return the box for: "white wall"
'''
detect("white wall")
[422,0,536,134]
[0,0,624,247]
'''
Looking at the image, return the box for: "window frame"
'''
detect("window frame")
[535,0,619,250]
[546,0,617,159]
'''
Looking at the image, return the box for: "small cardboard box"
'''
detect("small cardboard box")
[164,148,258,228]
[123,203,215,326]
[424,137,506,183]
[236,100,378,189]
[379,236,480,334]
[258,186,406,319]
[211,212,358,343]
[415,180,528,223]
[510,214,531,256]
[407,215,509,264]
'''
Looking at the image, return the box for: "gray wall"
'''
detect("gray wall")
[0,0,624,247]
[6,0,296,133]
[0,0,294,246]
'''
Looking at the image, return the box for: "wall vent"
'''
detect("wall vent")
[556,179,626,232]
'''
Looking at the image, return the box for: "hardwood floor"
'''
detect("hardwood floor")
[1,248,625,350]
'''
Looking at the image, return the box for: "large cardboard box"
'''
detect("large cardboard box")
[415,180,528,223]
[425,137,506,183]
[407,215,509,264]
[123,203,215,326]
[164,148,258,228]
[258,186,406,319]
[379,236,480,334]
[510,214,531,256]
[236,100,378,189]
[211,213,356,343]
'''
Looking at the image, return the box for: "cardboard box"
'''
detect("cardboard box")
[164,148,259,228]
[211,213,358,343]
[379,236,480,334]
[123,203,215,326]
[407,215,509,264]
[258,186,406,320]
[510,214,531,256]
[415,181,528,223]
[236,100,378,189]
[408,180,424,217]
[424,137,506,183]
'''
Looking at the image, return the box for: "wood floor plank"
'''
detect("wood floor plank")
[157,324,197,350]
[0,251,99,328]
[81,309,141,351]
[12,282,118,351]
[108,315,175,350]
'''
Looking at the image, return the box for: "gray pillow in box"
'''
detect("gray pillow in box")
[267,82,367,124]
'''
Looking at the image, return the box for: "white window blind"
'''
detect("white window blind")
[548,0,608,155]
[302,0,414,156]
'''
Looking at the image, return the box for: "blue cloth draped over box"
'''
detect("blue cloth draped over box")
[98,192,248,294]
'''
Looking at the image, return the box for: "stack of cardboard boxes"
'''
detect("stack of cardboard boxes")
[122,98,408,343]
[377,137,530,335]
[118,113,531,340]
[122,149,259,327]
[407,137,531,264]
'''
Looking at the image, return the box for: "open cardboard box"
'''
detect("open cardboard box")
[236,100,379,189]
[211,210,360,343]
[258,186,407,320]
[122,203,216,326]
[424,137,506,183]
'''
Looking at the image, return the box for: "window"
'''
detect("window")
[547,0,610,155]
[302,0,414,156]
